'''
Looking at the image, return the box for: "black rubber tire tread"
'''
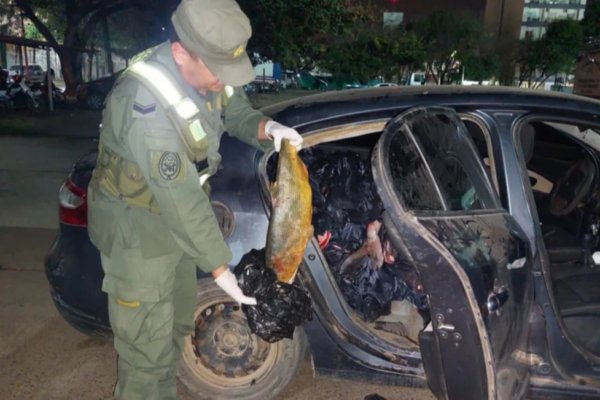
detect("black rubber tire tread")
[177,278,308,400]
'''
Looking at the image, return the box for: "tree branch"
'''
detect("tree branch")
[13,0,59,47]
[79,3,134,48]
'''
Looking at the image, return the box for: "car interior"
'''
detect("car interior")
[517,120,600,357]
[267,130,429,350]
[265,113,600,360]
[264,114,522,357]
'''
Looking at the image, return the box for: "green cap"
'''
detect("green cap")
[171,0,255,86]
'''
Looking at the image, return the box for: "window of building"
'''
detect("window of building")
[383,12,403,29]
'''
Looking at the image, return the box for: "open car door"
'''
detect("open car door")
[372,107,534,400]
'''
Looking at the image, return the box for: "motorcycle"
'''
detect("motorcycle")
[5,74,46,112]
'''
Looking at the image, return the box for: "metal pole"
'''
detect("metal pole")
[46,48,53,112]
[102,17,114,75]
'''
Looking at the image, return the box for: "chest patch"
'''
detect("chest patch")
[158,152,181,180]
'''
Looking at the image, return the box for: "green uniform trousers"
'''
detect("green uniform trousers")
[101,246,197,400]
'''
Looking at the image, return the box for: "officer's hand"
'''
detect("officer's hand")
[265,120,303,152]
[213,268,257,305]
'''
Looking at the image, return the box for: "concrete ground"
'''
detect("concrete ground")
[0,93,436,399]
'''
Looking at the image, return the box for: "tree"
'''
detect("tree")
[581,0,600,39]
[381,30,426,83]
[314,3,388,84]
[12,0,174,98]
[414,11,481,84]
[463,38,501,84]
[517,18,584,88]
[238,0,348,70]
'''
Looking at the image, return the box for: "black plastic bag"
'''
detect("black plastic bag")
[338,256,428,322]
[234,249,312,343]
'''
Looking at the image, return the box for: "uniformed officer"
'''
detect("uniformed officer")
[87,0,303,398]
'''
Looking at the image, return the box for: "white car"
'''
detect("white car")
[373,82,398,87]
[9,64,45,83]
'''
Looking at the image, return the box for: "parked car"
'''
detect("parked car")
[252,78,280,93]
[45,86,600,400]
[77,71,122,110]
[372,82,399,88]
[8,64,45,83]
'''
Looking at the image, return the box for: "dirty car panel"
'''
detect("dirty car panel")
[372,107,533,400]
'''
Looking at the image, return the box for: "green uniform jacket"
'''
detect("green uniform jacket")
[88,41,271,275]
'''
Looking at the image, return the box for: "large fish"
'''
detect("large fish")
[266,140,313,283]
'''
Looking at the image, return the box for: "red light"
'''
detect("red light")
[58,180,88,227]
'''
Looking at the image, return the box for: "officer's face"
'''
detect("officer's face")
[171,42,225,93]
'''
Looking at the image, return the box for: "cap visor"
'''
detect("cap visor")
[206,54,255,87]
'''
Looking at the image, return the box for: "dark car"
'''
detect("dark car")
[45,86,600,400]
[77,71,122,110]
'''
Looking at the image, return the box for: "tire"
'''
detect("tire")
[85,90,105,111]
[178,278,308,400]
[27,95,46,113]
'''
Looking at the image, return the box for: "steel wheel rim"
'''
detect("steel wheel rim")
[181,298,278,388]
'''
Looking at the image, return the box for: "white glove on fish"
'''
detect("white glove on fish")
[265,120,303,152]
[214,269,257,305]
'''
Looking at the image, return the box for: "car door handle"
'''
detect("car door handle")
[487,286,509,314]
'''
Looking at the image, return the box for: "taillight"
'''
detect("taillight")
[58,180,88,227]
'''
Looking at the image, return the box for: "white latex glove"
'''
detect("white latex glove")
[214,269,257,305]
[265,120,303,152]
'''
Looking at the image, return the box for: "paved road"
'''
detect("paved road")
[0,135,435,400]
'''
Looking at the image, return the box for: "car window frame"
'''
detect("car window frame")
[258,113,501,217]
[377,108,504,218]
[513,115,600,181]
[512,113,600,366]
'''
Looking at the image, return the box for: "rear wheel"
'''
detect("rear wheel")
[178,278,308,400]
[27,95,46,113]
[85,90,105,110]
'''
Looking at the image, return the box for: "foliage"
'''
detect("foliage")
[304,3,426,84]
[414,11,482,84]
[517,18,584,87]
[380,30,427,82]
[581,0,600,39]
[462,37,501,84]
[314,3,385,84]
[238,0,348,70]
[11,0,175,97]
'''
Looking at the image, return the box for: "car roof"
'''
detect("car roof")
[262,86,600,128]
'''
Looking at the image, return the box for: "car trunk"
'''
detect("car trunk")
[267,132,429,345]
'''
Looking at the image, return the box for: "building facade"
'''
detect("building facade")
[521,0,588,39]
[370,0,526,42]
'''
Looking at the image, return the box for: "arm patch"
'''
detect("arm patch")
[150,151,185,182]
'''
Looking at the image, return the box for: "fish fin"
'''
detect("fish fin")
[270,181,278,207]
[307,225,314,241]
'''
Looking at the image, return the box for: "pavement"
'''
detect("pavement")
[0,91,436,400]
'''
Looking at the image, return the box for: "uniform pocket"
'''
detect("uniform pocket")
[103,276,173,344]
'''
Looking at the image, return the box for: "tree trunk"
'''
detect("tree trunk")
[56,49,79,101]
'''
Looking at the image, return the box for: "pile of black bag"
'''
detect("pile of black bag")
[302,149,427,322]
[234,249,312,343]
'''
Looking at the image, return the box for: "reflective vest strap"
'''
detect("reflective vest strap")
[129,61,199,121]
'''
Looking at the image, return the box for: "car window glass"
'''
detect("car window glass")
[386,108,499,212]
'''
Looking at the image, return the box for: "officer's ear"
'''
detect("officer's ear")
[171,42,195,67]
